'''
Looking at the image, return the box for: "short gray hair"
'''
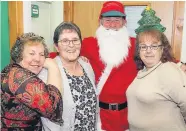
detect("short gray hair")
[53,22,82,45]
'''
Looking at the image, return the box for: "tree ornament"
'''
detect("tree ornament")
[135,6,166,34]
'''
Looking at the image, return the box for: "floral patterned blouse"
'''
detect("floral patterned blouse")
[1,63,63,131]
[64,68,97,131]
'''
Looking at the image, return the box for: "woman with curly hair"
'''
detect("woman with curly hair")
[126,29,186,131]
[1,32,63,131]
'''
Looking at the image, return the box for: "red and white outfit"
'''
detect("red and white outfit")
[81,37,137,131]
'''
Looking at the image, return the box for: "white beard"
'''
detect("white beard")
[96,25,131,67]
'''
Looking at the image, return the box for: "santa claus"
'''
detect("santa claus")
[81,1,137,131]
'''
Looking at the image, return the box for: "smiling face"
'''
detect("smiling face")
[19,42,45,74]
[138,33,164,69]
[101,17,125,30]
[55,29,81,62]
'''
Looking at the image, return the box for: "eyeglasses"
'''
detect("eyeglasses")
[58,39,80,46]
[139,44,163,51]
[101,17,123,25]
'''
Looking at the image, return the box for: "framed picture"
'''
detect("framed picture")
[125,5,147,37]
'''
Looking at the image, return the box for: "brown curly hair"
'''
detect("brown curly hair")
[134,29,176,70]
[11,32,49,63]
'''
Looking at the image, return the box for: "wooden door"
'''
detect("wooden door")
[8,1,23,49]
[64,1,104,38]
[73,1,104,38]
[171,1,185,60]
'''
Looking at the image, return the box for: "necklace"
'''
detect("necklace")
[137,62,162,79]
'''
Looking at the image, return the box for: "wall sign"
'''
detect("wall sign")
[31,4,39,18]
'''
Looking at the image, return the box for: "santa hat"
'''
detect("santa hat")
[99,1,126,18]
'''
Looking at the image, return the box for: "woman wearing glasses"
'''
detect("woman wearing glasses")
[38,22,98,131]
[126,29,186,131]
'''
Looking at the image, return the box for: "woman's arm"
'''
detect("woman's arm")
[43,58,63,95]
[161,63,186,122]
[8,65,63,125]
[15,76,63,125]
[168,74,186,122]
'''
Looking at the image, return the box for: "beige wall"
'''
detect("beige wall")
[151,1,174,44]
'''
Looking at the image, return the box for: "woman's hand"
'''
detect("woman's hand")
[43,58,58,69]
[43,58,63,94]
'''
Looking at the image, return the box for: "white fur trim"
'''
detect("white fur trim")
[97,65,113,95]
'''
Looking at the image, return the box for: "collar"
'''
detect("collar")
[137,61,162,79]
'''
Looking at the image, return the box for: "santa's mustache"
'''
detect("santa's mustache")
[96,25,129,39]
[105,28,118,31]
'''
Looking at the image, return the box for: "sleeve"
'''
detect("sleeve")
[80,38,88,57]
[169,74,186,122]
[10,70,63,125]
[125,37,138,85]
[80,37,96,59]
[49,52,58,59]
[161,63,186,122]
[39,69,63,130]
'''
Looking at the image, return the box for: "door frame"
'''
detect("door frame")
[171,1,185,60]
[64,1,74,21]
[8,1,24,49]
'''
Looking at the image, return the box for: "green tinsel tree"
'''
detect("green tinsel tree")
[135,6,166,34]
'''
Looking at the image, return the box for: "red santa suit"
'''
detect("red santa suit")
[81,36,137,131]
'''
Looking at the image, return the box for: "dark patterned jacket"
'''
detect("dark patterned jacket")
[1,63,63,131]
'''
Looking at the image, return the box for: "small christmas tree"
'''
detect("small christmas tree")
[135,6,166,34]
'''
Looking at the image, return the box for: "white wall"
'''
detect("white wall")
[31,1,52,50]
[23,1,32,33]
[50,1,63,46]
[23,1,63,51]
